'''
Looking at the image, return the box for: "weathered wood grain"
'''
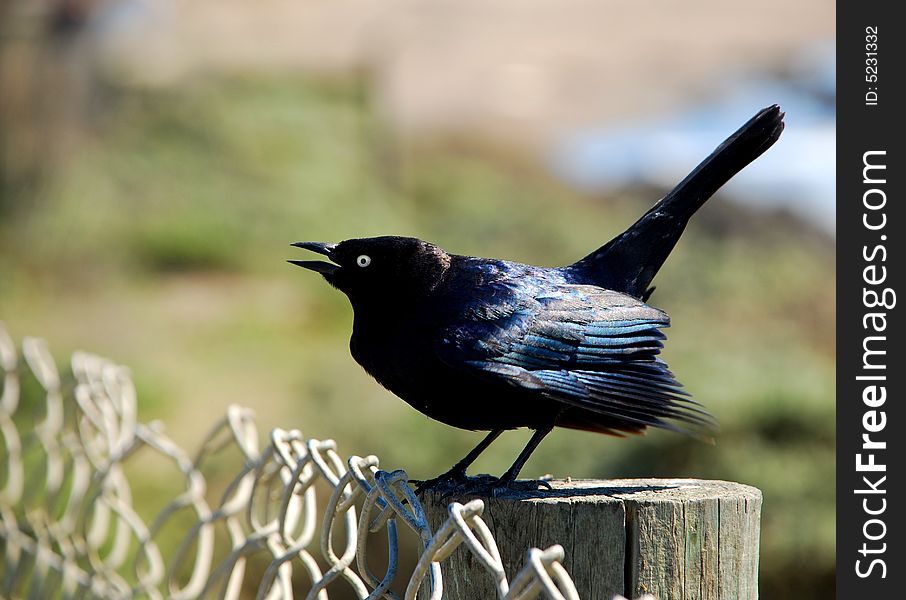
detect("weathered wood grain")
[421,479,761,600]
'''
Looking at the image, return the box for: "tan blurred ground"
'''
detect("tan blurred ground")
[99,0,834,150]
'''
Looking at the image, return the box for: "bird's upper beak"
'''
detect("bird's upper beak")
[289,241,340,275]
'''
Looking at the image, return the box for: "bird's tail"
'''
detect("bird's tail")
[567,104,785,299]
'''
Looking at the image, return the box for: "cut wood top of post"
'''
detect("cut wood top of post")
[434,478,762,504]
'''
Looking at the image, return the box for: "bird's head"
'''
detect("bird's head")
[290,236,452,308]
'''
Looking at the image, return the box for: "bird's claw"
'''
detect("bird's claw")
[415,473,554,500]
[412,469,471,496]
[488,477,554,497]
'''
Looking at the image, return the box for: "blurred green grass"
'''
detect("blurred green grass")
[0,74,834,598]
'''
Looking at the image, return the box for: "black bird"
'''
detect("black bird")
[291,105,784,492]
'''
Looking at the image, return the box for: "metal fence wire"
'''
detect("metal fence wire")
[0,323,592,600]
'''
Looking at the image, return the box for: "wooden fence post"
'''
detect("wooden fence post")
[422,478,761,600]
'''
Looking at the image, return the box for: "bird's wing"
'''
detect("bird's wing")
[435,284,715,436]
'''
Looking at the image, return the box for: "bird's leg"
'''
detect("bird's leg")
[414,429,503,494]
[498,425,554,485]
[447,429,504,476]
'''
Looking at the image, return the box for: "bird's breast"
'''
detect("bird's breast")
[348,320,548,431]
[349,322,441,404]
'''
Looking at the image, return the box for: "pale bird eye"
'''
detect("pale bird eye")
[356,254,372,267]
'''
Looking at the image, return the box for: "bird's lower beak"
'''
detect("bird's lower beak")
[289,241,340,275]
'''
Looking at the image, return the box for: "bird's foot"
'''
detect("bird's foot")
[414,473,553,500]
[485,474,553,498]
[412,468,472,496]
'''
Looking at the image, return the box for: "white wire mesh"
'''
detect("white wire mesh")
[0,323,584,600]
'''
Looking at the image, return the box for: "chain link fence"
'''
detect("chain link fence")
[0,323,598,599]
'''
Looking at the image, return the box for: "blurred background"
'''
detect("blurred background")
[1,0,834,597]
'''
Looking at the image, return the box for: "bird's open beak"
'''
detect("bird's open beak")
[289,241,340,275]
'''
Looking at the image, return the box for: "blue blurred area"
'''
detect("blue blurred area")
[550,42,835,234]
